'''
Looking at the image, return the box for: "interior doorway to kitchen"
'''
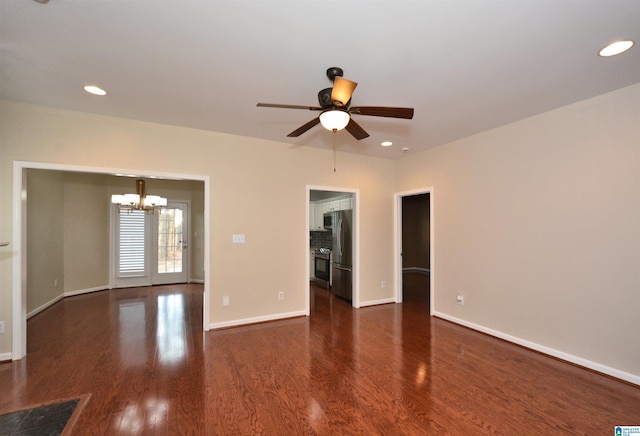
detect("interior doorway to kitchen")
[308,187,358,311]
[395,189,433,313]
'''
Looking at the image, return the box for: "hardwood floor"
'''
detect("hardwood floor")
[1,283,639,434]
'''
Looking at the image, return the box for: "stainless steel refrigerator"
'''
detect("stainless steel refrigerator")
[327,209,353,302]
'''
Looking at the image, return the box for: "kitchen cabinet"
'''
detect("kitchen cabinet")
[312,196,353,228]
[315,205,324,229]
[309,203,326,230]
[323,200,340,213]
[322,198,351,213]
[309,203,317,229]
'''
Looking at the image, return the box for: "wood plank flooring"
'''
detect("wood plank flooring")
[1,282,639,434]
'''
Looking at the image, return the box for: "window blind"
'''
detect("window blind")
[117,210,146,276]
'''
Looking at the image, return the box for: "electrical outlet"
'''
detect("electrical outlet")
[456,294,464,305]
[381,280,387,289]
[0,321,4,334]
[54,279,58,288]
[223,296,230,306]
[278,291,284,300]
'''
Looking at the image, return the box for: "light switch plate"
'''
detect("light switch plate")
[232,234,245,244]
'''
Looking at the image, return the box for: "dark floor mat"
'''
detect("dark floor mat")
[0,399,79,436]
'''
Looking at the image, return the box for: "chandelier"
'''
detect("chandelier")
[111,179,167,213]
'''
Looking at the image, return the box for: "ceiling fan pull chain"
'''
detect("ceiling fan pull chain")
[333,129,337,172]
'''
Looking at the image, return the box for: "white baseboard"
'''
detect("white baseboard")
[0,352,13,362]
[189,279,204,284]
[433,311,640,386]
[403,267,430,274]
[27,294,64,319]
[209,310,307,330]
[64,285,109,298]
[359,297,395,307]
[27,285,109,319]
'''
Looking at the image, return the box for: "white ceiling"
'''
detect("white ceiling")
[2,0,638,159]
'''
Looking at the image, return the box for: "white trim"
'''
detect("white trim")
[190,279,205,284]
[12,162,26,360]
[306,185,360,310]
[209,310,307,330]
[12,160,210,359]
[305,189,311,316]
[434,311,640,386]
[27,286,110,319]
[403,267,430,273]
[27,294,64,319]
[202,176,211,331]
[359,298,396,307]
[394,187,434,315]
[0,352,12,362]
[64,285,109,298]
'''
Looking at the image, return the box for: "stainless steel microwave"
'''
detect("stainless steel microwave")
[323,213,332,229]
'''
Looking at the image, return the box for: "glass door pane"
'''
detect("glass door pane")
[158,208,183,274]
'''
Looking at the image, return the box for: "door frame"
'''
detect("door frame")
[11,160,210,360]
[394,187,434,315]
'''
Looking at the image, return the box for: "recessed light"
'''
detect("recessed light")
[83,85,107,96]
[381,141,393,147]
[402,147,410,153]
[599,40,634,57]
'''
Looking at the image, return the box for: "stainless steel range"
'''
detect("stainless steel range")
[313,247,331,288]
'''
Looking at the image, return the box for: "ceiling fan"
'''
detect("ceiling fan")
[257,67,414,140]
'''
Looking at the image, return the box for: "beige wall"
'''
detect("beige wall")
[395,83,640,379]
[26,170,65,313]
[0,99,397,354]
[63,172,110,293]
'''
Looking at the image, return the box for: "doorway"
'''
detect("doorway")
[308,186,359,311]
[12,161,210,361]
[113,201,190,288]
[395,189,433,313]
[153,202,189,285]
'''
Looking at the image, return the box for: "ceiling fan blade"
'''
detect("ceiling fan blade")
[287,117,321,137]
[257,103,322,111]
[345,118,369,140]
[349,106,414,119]
[331,77,358,107]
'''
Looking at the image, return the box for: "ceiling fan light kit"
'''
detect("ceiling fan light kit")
[319,110,350,131]
[331,77,358,107]
[257,66,414,141]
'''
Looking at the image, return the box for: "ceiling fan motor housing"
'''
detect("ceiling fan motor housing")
[326,67,343,82]
[318,87,351,110]
[318,88,333,109]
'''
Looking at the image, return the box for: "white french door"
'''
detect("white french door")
[151,202,188,285]
[113,201,189,287]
